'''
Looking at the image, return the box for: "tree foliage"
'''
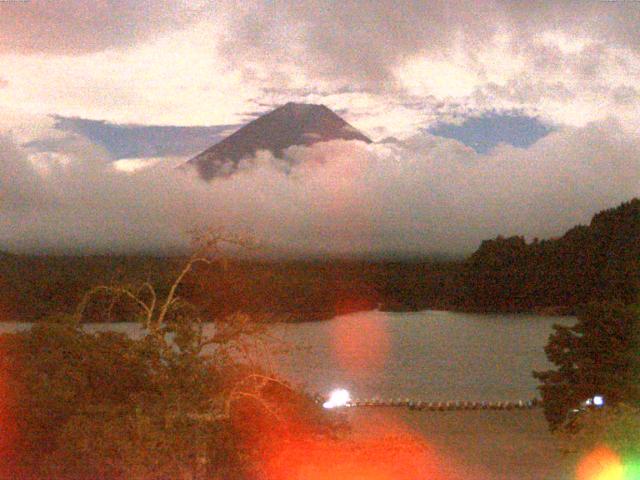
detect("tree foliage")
[534,301,640,431]
[0,253,464,324]
[463,198,640,312]
[0,233,334,479]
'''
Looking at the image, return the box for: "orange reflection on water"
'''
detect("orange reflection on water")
[331,309,390,380]
[576,445,624,480]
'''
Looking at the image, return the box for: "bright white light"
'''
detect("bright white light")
[593,395,604,407]
[322,388,351,409]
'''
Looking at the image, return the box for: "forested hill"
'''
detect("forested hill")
[0,199,637,322]
[0,254,463,323]
[460,198,640,313]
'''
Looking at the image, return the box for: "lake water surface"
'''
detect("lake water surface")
[267,310,575,402]
[0,310,574,403]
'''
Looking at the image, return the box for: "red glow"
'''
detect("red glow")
[0,361,17,476]
[230,381,461,480]
[576,445,624,480]
[331,310,390,380]
[262,429,451,480]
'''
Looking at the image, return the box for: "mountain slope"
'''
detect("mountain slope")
[185,102,371,179]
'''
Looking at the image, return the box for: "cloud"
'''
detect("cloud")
[0,21,262,128]
[215,1,640,87]
[1,119,638,256]
[216,1,497,89]
[612,85,639,106]
[207,0,640,133]
[0,135,51,213]
[2,2,638,140]
[0,0,204,54]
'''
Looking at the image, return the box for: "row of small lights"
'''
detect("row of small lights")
[322,388,605,410]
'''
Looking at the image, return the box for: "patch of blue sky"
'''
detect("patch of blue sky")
[27,116,239,159]
[427,113,553,154]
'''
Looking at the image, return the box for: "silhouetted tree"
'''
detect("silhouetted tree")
[534,301,640,430]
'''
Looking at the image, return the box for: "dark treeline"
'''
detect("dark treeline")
[460,198,640,314]
[1,198,638,322]
[0,254,463,323]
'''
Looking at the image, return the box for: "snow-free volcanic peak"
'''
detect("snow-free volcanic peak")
[185,102,372,180]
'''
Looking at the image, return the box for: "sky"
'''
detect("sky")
[1,0,639,256]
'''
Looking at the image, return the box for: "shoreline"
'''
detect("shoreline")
[0,305,576,324]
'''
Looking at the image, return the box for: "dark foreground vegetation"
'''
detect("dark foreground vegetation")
[1,198,638,322]
[535,300,640,430]
[533,298,640,476]
[0,240,342,479]
[0,320,339,479]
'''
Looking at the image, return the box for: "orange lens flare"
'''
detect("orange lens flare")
[0,362,17,475]
[577,446,624,480]
[249,393,459,480]
[331,310,390,380]
[262,430,449,480]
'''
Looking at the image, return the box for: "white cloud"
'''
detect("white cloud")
[1,118,637,256]
[112,158,164,173]
[0,0,204,55]
[394,55,480,99]
[2,1,640,138]
[0,21,260,126]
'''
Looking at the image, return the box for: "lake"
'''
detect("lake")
[0,310,574,403]
[267,310,574,402]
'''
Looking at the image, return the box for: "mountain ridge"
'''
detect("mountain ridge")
[184,102,372,179]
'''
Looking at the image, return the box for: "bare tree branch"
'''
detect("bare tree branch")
[75,285,153,324]
[223,372,295,420]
